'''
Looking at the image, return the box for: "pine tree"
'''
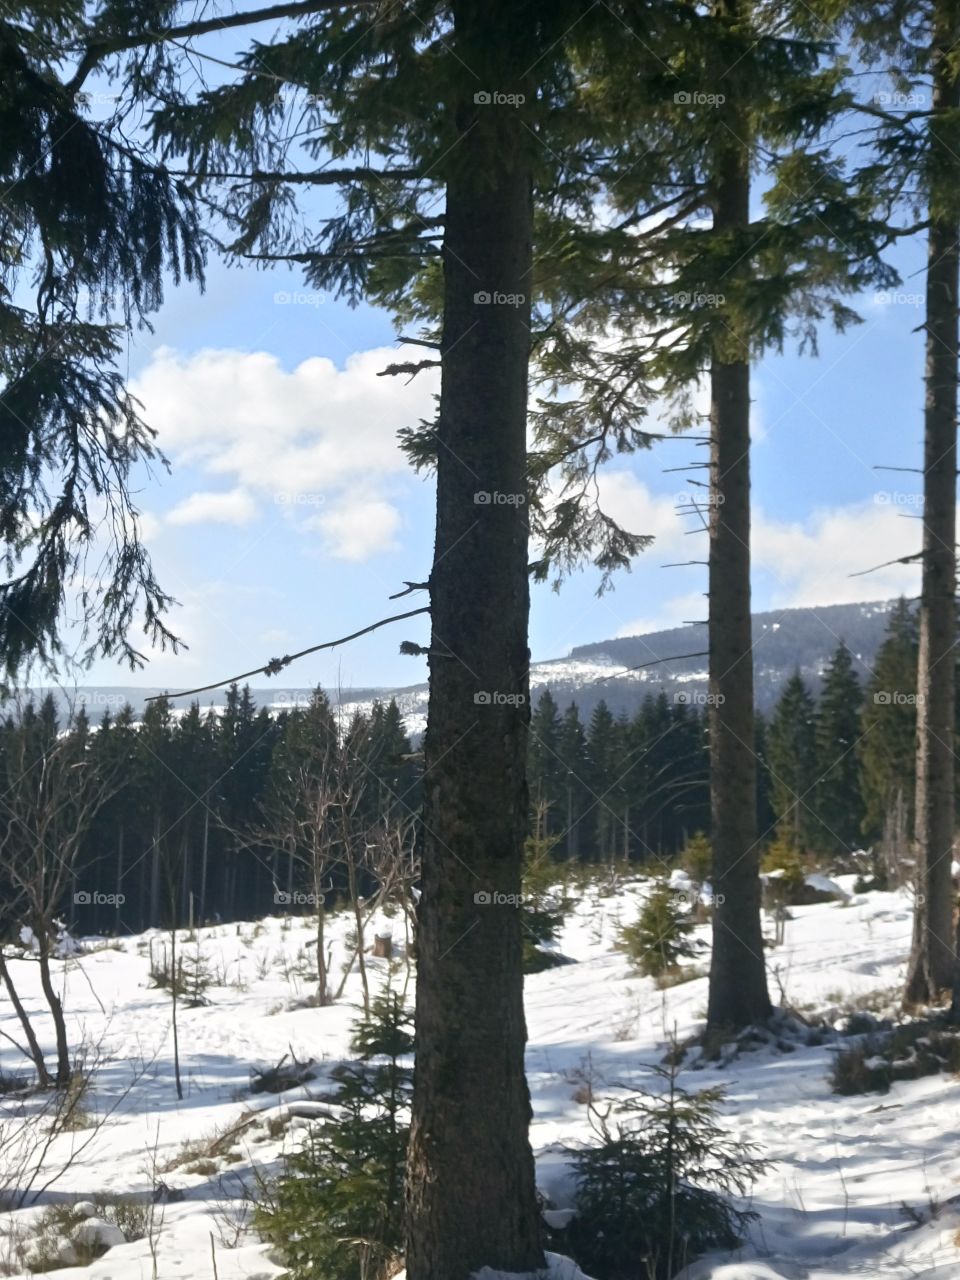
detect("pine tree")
[814,642,865,853]
[859,600,920,842]
[587,700,623,862]
[529,690,566,842]
[813,0,960,1007]
[363,699,417,826]
[548,0,894,1031]
[558,702,590,859]
[620,881,702,978]
[681,832,713,885]
[767,672,818,850]
[257,992,414,1280]
[0,8,204,677]
[567,1062,770,1280]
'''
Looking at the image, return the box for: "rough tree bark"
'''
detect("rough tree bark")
[907,0,960,1008]
[404,2,543,1276]
[705,0,773,1034]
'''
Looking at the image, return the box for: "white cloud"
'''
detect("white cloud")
[593,471,681,541]
[131,345,439,558]
[167,488,258,527]
[306,497,402,561]
[614,591,709,638]
[588,470,921,637]
[754,499,921,606]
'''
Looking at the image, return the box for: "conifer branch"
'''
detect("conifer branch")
[69,1,376,92]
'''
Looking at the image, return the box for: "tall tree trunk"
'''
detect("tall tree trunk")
[149,816,160,927]
[170,917,183,1101]
[198,808,209,926]
[0,951,50,1086]
[36,925,70,1088]
[116,825,125,934]
[705,0,772,1034]
[405,3,543,1275]
[909,0,960,1007]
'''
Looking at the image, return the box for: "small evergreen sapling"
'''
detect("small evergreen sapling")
[521,828,572,973]
[256,991,413,1280]
[681,831,713,885]
[620,881,701,978]
[566,1062,770,1279]
[761,837,806,906]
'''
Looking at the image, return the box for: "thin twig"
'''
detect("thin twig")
[146,607,431,701]
[849,552,923,578]
[592,650,710,684]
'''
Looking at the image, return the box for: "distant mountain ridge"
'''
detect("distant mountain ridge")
[22,598,898,729]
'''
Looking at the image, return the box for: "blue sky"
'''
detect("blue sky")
[73,28,932,696]
[76,230,927,697]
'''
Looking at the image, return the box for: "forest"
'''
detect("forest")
[3,1,960,1279]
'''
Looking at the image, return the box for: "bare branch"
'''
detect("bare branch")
[148,607,431,701]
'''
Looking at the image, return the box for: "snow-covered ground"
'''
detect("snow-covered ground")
[2,880,960,1279]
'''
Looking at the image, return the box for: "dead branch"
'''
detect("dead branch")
[147,607,430,701]
[591,650,710,684]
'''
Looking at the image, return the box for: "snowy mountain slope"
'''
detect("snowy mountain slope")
[2,881,959,1279]
[24,599,898,738]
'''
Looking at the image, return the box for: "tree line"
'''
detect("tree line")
[0,592,927,952]
[0,686,418,940]
[4,0,960,1275]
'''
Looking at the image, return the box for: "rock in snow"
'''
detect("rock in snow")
[803,871,849,900]
[71,1216,126,1249]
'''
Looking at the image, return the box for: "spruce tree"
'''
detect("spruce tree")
[859,600,920,842]
[257,992,414,1280]
[767,672,818,850]
[815,0,960,1007]
[149,8,637,1266]
[548,0,893,1032]
[587,700,623,861]
[529,690,565,841]
[567,1063,769,1280]
[558,702,590,860]
[620,881,702,978]
[0,5,205,678]
[814,642,865,853]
